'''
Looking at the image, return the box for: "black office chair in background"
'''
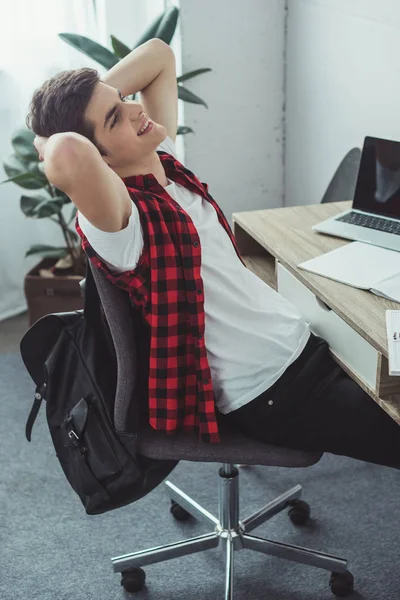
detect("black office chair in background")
[320,148,362,204]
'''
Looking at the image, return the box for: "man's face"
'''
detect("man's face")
[84,81,167,168]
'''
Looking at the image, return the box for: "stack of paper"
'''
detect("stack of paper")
[298,242,400,303]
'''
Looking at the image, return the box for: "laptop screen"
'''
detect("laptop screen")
[353,136,400,219]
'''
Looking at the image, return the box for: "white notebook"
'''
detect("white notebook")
[386,310,400,376]
[298,241,400,303]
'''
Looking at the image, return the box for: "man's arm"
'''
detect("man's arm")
[40,132,132,232]
[103,38,178,142]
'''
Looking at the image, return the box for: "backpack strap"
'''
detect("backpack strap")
[25,382,47,442]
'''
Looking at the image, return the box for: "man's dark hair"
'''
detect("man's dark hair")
[26,67,108,156]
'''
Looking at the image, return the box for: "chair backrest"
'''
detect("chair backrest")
[321,147,361,204]
[88,261,140,432]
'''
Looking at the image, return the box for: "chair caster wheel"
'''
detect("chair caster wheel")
[288,499,310,525]
[120,567,146,593]
[170,499,191,521]
[329,570,354,597]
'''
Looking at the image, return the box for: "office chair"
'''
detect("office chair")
[321,147,362,204]
[86,260,355,599]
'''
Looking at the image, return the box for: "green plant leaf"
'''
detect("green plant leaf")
[25,244,68,259]
[1,172,46,189]
[52,188,71,203]
[178,85,208,108]
[177,125,194,135]
[133,11,165,47]
[21,194,64,218]
[67,204,78,225]
[110,35,131,59]
[52,193,71,206]
[58,33,119,69]
[3,154,31,178]
[177,68,212,83]
[37,199,65,218]
[11,128,37,161]
[66,227,78,241]
[27,160,41,174]
[154,5,179,44]
[21,193,48,217]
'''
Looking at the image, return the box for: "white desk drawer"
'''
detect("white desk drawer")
[276,262,378,390]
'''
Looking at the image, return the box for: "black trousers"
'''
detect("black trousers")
[218,332,400,470]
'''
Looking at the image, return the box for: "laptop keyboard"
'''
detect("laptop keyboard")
[336,211,400,236]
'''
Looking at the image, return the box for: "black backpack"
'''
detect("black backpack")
[20,257,178,515]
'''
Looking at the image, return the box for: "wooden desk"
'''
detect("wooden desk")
[232,200,400,425]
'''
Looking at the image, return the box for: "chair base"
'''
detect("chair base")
[111,464,350,599]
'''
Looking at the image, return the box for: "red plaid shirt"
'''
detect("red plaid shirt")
[75,149,247,443]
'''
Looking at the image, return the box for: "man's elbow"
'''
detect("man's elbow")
[148,37,175,65]
[44,133,95,192]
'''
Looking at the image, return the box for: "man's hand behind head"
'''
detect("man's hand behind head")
[33,135,48,161]
[33,131,96,163]
[34,132,99,192]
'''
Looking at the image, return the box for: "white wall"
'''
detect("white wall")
[179,0,286,227]
[96,0,165,47]
[285,0,400,206]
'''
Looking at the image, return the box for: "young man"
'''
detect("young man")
[28,39,400,466]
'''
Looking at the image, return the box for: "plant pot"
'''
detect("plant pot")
[24,257,85,326]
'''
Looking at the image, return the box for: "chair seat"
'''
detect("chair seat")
[138,421,322,467]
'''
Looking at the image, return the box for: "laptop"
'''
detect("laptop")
[312,136,400,252]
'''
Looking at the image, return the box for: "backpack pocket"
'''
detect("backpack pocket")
[62,395,123,488]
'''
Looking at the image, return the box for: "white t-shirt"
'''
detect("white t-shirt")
[77,136,310,414]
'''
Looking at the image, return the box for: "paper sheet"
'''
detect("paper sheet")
[372,273,400,303]
[298,241,400,290]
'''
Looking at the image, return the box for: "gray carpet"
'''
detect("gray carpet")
[1,352,399,600]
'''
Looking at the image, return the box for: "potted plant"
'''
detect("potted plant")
[2,127,85,326]
[2,4,211,326]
